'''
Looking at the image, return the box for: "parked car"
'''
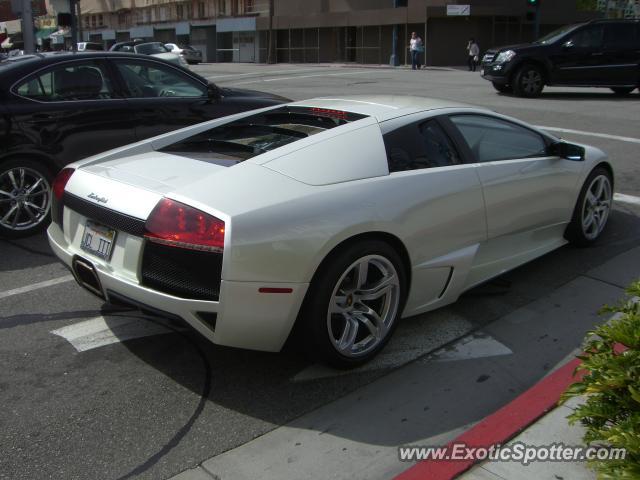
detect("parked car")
[165,43,203,64]
[481,19,640,97]
[0,51,288,238]
[48,96,613,367]
[77,42,104,51]
[110,41,188,68]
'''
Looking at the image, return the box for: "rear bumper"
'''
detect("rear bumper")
[47,222,308,352]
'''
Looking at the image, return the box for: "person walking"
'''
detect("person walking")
[409,32,423,70]
[467,38,480,72]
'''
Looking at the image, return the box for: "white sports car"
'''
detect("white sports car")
[47,96,614,367]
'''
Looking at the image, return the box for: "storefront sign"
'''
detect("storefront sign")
[447,5,471,16]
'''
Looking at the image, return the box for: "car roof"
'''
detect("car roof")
[0,51,206,83]
[288,95,475,122]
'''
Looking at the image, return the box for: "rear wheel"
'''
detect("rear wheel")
[565,167,613,247]
[300,240,406,368]
[0,158,53,238]
[513,64,545,98]
[610,87,635,95]
[492,82,512,93]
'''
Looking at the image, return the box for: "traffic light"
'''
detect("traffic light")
[526,0,539,6]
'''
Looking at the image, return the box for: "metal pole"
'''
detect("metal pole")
[389,0,399,66]
[534,3,540,40]
[20,0,36,53]
[267,0,274,63]
[70,0,78,50]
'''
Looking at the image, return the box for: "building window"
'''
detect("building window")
[98,14,103,26]
[217,0,226,16]
[198,1,205,18]
[91,15,96,27]
[176,4,184,19]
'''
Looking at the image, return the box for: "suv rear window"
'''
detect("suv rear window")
[160,106,368,165]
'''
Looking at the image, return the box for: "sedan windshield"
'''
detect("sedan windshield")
[135,43,170,55]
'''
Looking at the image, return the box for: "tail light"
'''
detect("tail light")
[144,198,225,252]
[52,168,75,200]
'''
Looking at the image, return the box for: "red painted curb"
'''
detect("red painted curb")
[394,357,585,480]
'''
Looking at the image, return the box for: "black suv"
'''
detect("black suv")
[481,19,640,97]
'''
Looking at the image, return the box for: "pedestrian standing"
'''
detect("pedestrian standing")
[409,32,423,70]
[467,38,480,72]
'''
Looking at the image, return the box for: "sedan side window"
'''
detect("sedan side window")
[15,62,114,101]
[113,60,205,98]
[450,115,547,162]
[383,119,461,173]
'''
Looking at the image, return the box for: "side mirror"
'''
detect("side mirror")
[207,83,221,102]
[549,141,585,161]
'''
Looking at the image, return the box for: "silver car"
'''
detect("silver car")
[165,43,203,64]
[48,96,614,367]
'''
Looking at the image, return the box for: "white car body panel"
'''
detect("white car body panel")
[48,96,611,353]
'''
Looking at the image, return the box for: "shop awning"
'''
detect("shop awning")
[36,28,58,40]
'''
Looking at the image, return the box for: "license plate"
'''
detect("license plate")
[80,221,116,260]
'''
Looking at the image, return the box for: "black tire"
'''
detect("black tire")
[0,158,53,239]
[492,82,512,93]
[610,87,634,95]
[565,167,613,247]
[513,64,545,98]
[299,240,407,368]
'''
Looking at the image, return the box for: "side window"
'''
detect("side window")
[604,23,639,49]
[15,62,114,101]
[113,60,205,98]
[383,119,461,173]
[568,25,604,49]
[450,115,547,163]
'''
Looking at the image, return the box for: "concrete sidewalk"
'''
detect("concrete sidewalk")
[458,395,595,480]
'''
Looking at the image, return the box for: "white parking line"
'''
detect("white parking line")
[536,126,640,145]
[615,193,640,206]
[233,70,368,85]
[0,275,75,300]
[51,315,175,352]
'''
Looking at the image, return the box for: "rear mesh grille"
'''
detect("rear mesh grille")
[141,241,222,301]
[63,192,146,236]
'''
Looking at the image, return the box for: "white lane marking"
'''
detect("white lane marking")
[205,68,326,79]
[0,275,75,300]
[614,193,640,206]
[429,333,513,362]
[292,311,474,382]
[536,126,640,145]
[233,70,368,85]
[51,315,175,352]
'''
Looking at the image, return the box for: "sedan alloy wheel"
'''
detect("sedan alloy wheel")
[581,173,612,241]
[0,163,51,237]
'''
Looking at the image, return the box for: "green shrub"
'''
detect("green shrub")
[561,281,640,479]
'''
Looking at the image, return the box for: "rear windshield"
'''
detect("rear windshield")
[159,106,368,166]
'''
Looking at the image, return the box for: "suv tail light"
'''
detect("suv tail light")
[144,198,225,252]
[52,168,75,200]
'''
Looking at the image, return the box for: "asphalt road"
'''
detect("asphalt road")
[1,64,639,480]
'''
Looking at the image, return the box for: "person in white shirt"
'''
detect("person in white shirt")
[467,38,480,72]
[409,32,424,70]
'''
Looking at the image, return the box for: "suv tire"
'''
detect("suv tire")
[513,64,545,98]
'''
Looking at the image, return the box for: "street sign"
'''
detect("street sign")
[447,4,471,16]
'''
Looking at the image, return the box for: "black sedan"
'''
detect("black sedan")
[0,51,288,238]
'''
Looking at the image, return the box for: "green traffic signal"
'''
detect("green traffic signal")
[527,0,539,5]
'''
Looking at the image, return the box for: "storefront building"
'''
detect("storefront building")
[75,0,638,65]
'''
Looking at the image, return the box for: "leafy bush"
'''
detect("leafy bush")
[561,281,640,479]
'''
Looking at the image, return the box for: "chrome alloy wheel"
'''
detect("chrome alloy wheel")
[581,174,612,241]
[327,255,401,358]
[521,69,542,96]
[0,167,51,232]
